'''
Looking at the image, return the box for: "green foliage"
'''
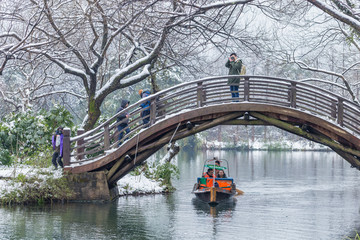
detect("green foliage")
[130,164,145,176]
[178,135,201,150]
[344,232,360,240]
[41,105,74,131]
[14,173,27,184]
[153,162,180,192]
[264,141,291,151]
[0,105,74,161]
[22,147,53,168]
[0,148,13,166]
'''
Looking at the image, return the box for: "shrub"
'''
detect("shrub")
[0,147,12,166]
[154,162,180,192]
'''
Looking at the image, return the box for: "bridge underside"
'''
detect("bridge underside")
[65,103,360,186]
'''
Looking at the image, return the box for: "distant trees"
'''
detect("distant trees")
[303,0,360,104]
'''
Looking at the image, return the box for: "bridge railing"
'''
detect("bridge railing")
[62,75,360,167]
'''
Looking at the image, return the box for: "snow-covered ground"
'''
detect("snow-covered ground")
[117,172,164,196]
[0,166,63,199]
[0,165,165,199]
[204,139,329,151]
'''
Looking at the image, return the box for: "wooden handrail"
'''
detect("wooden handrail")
[65,75,360,166]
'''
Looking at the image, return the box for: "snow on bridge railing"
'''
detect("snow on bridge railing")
[61,75,360,167]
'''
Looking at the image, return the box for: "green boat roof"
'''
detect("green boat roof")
[205,165,227,170]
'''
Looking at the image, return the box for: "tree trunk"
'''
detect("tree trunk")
[83,97,102,131]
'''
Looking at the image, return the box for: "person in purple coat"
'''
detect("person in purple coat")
[51,127,64,169]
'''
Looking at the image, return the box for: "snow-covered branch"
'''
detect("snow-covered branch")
[178,0,254,11]
[307,0,360,33]
[293,60,360,105]
[43,0,93,76]
[33,90,86,100]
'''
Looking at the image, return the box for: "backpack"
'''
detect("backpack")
[55,134,61,147]
[240,64,246,75]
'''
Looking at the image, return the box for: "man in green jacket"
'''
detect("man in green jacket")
[225,53,242,101]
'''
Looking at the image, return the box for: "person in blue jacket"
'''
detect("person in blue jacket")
[51,127,64,170]
[139,89,151,126]
[117,99,130,146]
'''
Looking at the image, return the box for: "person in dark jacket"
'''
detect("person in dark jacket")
[51,127,64,170]
[225,53,242,101]
[217,170,227,178]
[117,99,130,146]
[139,89,151,127]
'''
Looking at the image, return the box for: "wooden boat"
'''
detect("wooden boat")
[192,158,236,206]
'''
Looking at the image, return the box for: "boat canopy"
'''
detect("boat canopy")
[201,157,231,177]
[205,165,227,170]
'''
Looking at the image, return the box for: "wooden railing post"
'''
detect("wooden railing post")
[197,81,204,107]
[289,82,297,108]
[244,77,250,101]
[104,124,110,150]
[62,128,71,167]
[77,129,85,160]
[337,98,344,126]
[150,98,157,126]
[330,100,337,119]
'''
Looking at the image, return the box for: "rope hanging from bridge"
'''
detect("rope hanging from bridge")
[169,122,182,145]
[134,133,140,166]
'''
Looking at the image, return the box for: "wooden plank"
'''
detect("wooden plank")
[108,146,163,185]
[106,155,127,181]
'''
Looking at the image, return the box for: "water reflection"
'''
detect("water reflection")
[191,198,237,217]
[1,151,360,239]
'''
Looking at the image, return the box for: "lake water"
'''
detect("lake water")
[1,150,360,239]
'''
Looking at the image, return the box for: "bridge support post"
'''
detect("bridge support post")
[77,129,85,161]
[150,98,157,126]
[289,82,297,108]
[330,100,337,119]
[337,98,344,126]
[66,171,119,201]
[197,82,204,107]
[244,77,250,101]
[63,128,71,167]
[104,124,110,150]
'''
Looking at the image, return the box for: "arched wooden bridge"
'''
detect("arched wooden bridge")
[62,76,360,188]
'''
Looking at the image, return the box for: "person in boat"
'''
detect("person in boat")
[204,168,215,188]
[217,169,227,178]
[214,160,221,176]
[203,168,215,178]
